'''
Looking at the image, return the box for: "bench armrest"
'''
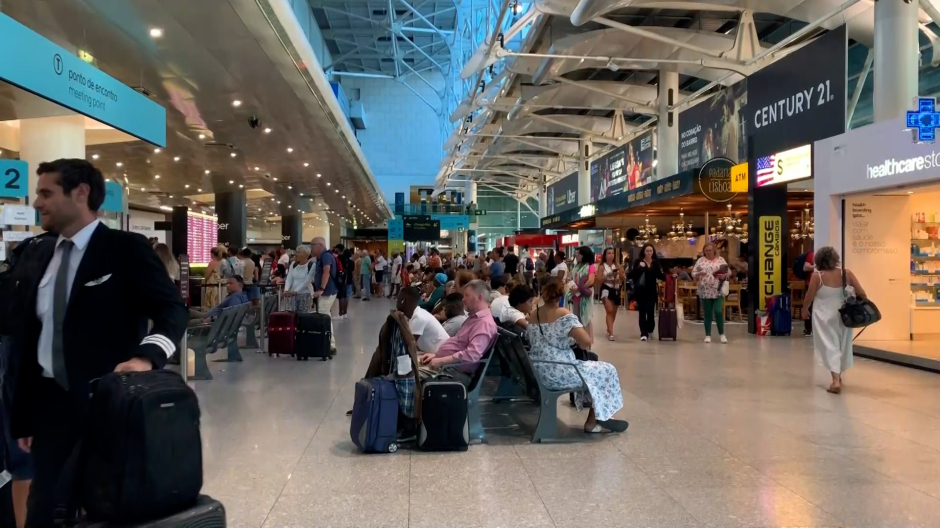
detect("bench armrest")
[529,359,589,389]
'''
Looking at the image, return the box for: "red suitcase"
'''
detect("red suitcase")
[663,274,676,304]
[658,308,678,341]
[267,311,296,357]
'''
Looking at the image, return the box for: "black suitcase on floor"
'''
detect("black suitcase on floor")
[79,495,225,527]
[659,308,678,341]
[418,378,469,451]
[82,370,202,524]
[296,311,332,361]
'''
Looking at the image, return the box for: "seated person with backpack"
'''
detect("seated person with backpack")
[417,280,497,387]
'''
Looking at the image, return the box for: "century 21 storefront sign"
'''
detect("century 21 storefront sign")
[759,216,782,297]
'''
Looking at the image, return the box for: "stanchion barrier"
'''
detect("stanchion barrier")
[180,333,188,383]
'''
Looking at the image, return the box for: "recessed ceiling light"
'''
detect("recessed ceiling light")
[154,175,160,179]
[288,205,292,209]
[169,195,174,198]
[273,177,278,181]
[288,185,293,189]
[149,28,163,38]
[335,189,339,193]
[286,148,293,153]
[154,148,161,154]
[232,100,242,107]
[303,162,309,167]
[264,128,272,134]
[197,188,202,192]
[342,195,346,199]
[185,185,190,188]
[277,201,281,204]
[326,182,331,186]
[116,162,123,167]
[229,180,234,184]
[204,170,210,174]
[198,134,205,140]
[299,193,304,196]
[92,154,99,160]
[254,167,259,171]
[239,184,244,188]
[316,173,321,178]
[230,152,237,158]
[173,156,180,162]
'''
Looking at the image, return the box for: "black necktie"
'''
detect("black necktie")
[52,240,72,390]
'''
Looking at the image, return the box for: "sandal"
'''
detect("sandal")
[598,419,629,433]
[826,385,842,394]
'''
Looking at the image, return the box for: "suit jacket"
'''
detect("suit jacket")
[7,223,187,438]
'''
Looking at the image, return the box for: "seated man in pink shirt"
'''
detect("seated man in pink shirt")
[418,280,497,387]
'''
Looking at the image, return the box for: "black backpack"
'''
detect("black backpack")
[0,234,55,336]
[81,370,202,523]
[793,252,809,281]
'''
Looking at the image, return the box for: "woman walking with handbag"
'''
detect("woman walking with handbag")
[802,246,867,394]
[629,244,665,341]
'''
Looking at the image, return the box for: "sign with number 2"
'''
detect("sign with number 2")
[0,160,28,199]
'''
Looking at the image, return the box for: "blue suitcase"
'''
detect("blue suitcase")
[771,294,792,336]
[350,378,399,453]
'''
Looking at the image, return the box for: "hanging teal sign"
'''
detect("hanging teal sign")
[388,218,404,240]
[0,160,29,199]
[100,180,124,212]
[0,13,166,147]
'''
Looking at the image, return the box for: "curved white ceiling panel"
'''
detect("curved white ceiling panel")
[531,27,761,85]
[568,0,930,47]
[489,138,580,157]
[509,81,659,119]
[500,114,617,136]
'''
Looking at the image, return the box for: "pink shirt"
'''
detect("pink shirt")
[434,310,497,367]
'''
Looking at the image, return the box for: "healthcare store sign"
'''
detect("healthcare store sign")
[546,172,578,215]
[590,132,654,201]
[678,81,748,171]
[746,24,846,157]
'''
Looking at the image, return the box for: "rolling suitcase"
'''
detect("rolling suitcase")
[658,308,678,341]
[418,377,469,451]
[82,370,202,524]
[350,378,399,453]
[78,495,225,527]
[771,294,792,336]
[296,309,331,361]
[267,311,296,357]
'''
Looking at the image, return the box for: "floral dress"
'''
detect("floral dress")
[528,313,623,421]
[565,263,595,327]
[692,256,728,299]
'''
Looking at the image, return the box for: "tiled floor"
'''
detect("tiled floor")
[194,298,940,528]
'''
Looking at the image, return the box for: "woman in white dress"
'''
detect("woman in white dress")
[526,278,628,433]
[802,246,867,394]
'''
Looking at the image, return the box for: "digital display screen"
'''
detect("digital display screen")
[403,215,440,242]
[186,211,218,264]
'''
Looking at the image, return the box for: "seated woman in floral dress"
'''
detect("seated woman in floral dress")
[526,278,628,433]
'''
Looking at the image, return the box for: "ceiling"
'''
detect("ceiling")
[308,0,458,76]
[438,0,940,200]
[0,0,392,232]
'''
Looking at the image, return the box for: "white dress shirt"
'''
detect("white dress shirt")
[36,219,100,378]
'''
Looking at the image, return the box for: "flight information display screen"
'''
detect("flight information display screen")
[187,211,218,264]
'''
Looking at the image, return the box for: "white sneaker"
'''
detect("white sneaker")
[640,336,647,342]
[720,335,728,344]
[704,336,712,343]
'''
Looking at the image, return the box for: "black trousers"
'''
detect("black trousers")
[804,302,813,334]
[26,379,89,528]
[637,298,657,337]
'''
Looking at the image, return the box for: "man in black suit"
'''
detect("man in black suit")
[5,158,187,526]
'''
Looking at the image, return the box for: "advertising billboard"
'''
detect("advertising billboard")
[546,172,578,215]
[678,81,748,171]
[590,131,654,201]
[756,144,812,187]
[745,24,847,157]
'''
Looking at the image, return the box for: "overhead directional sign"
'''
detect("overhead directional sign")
[0,13,166,146]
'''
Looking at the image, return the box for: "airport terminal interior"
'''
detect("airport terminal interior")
[4,0,940,526]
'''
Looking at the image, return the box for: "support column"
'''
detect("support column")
[538,185,547,218]
[280,213,302,249]
[657,68,680,177]
[215,190,246,250]
[578,136,592,205]
[465,180,477,205]
[874,0,919,122]
[20,115,86,195]
[171,206,189,259]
